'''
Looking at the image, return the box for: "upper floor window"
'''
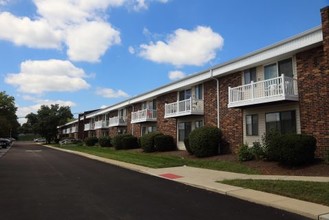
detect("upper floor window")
[194,84,203,100]
[142,100,157,110]
[264,58,293,80]
[179,89,191,101]
[119,108,126,117]
[244,68,257,84]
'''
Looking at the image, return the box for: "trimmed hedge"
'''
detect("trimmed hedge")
[189,126,222,158]
[98,137,112,147]
[84,137,98,146]
[154,135,176,152]
[140,131,163,152]
[278,134,316,166]
[121,135,139,150]
[184,137,193,155]
[262,131,317,166]
[112,134,137,150]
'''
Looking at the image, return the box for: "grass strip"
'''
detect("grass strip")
[221,179,329,206]
[51,144,259,174]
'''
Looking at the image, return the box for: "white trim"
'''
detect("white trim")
[68,26,323,124]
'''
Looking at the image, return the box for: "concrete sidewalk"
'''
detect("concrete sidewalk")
[45,145,329,220]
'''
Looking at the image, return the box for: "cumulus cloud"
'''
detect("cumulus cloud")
[128,46,135,54]
[168,70,186,80]
[139,26,224,67]
[66,21,121,62]
[0,12,62,48]
[96,87,129,98]
[5,59,90,94]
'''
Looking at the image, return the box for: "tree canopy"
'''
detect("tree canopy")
[0,91,19,138]
[24,104,73,143]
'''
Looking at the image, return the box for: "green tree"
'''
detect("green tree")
[0,91,19,138]
[34,104,73,143]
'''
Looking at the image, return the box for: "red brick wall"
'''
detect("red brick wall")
[218,72,243,153]
[156,92,177,141]
[297,48,329,157]
[204,80,218,127]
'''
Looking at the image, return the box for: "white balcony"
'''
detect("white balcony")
[228,75,298,108]
[84,123,95,131]
[94,120,108,129]
[71,127,77,133]
[165,98,204,118]
[131,109,157,124]
[108,116,127,127]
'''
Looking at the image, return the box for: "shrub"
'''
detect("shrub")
[121,135,139,150]
[154,135,176,152]
[85,137,98,146]
[140,131,163,153]
[251,142,264,160]
[189,126,221,158]
[184,137,193,155]
[238,144,254,161]
[278,134,316,166]
[112,134,135,150]
[98,137,112,147]
[262,129,282,161]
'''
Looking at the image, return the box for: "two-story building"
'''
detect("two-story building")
[59,6,329,157]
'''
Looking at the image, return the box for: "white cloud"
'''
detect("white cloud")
[0,0,9,6]
[0,12,62,48]
[133,0,148,11]
[168,70,186,80]
[139,26,224,67]
[5,59,90,94]
[128,46,135,54]
[66,21,121,62]
[96,87,129,98]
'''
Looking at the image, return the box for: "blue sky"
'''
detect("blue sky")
[0,0,328,124]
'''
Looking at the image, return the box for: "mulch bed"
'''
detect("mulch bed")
[156,150,329,177]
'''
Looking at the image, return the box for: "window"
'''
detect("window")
[142,100,157,110]
[278,58,293,77]
[244,68,257,84]
[141,125,157,136]
[179,89,191,101]
[195,120,204,129]
[194,84,203,100]
[178,122,192,141]
[264,58,294,80]
[246,114,258,136]
[264,63,277,80]
[265,111,296,134]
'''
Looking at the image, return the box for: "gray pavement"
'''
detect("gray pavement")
[45,145,329,220]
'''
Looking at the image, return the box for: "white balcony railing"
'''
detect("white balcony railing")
[131,109,157,124]
[165,98,204,118]
[108,116,127,127]
[84,123,95,131]
[94,120,108,129]
[228,74,298,108]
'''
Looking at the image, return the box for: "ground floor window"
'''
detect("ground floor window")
[246,114,258,136]
[265,110,296,134]
[141,125,157,136]
[178,120,204,142]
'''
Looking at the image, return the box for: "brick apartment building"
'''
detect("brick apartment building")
[58,6,329,157]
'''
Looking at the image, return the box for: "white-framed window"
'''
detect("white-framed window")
[194,84,203,100]
[141,125,157,136]
[244,67,257,84]
[265,110,296,134]
[264,58,293,80]
[246,114,258,136]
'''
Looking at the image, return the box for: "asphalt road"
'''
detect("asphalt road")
[0,142,309,220]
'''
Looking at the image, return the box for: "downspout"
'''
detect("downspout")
[210,69,220,128]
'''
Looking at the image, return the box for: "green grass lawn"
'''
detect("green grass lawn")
[51,144,259,174]
[221,179,329,206]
